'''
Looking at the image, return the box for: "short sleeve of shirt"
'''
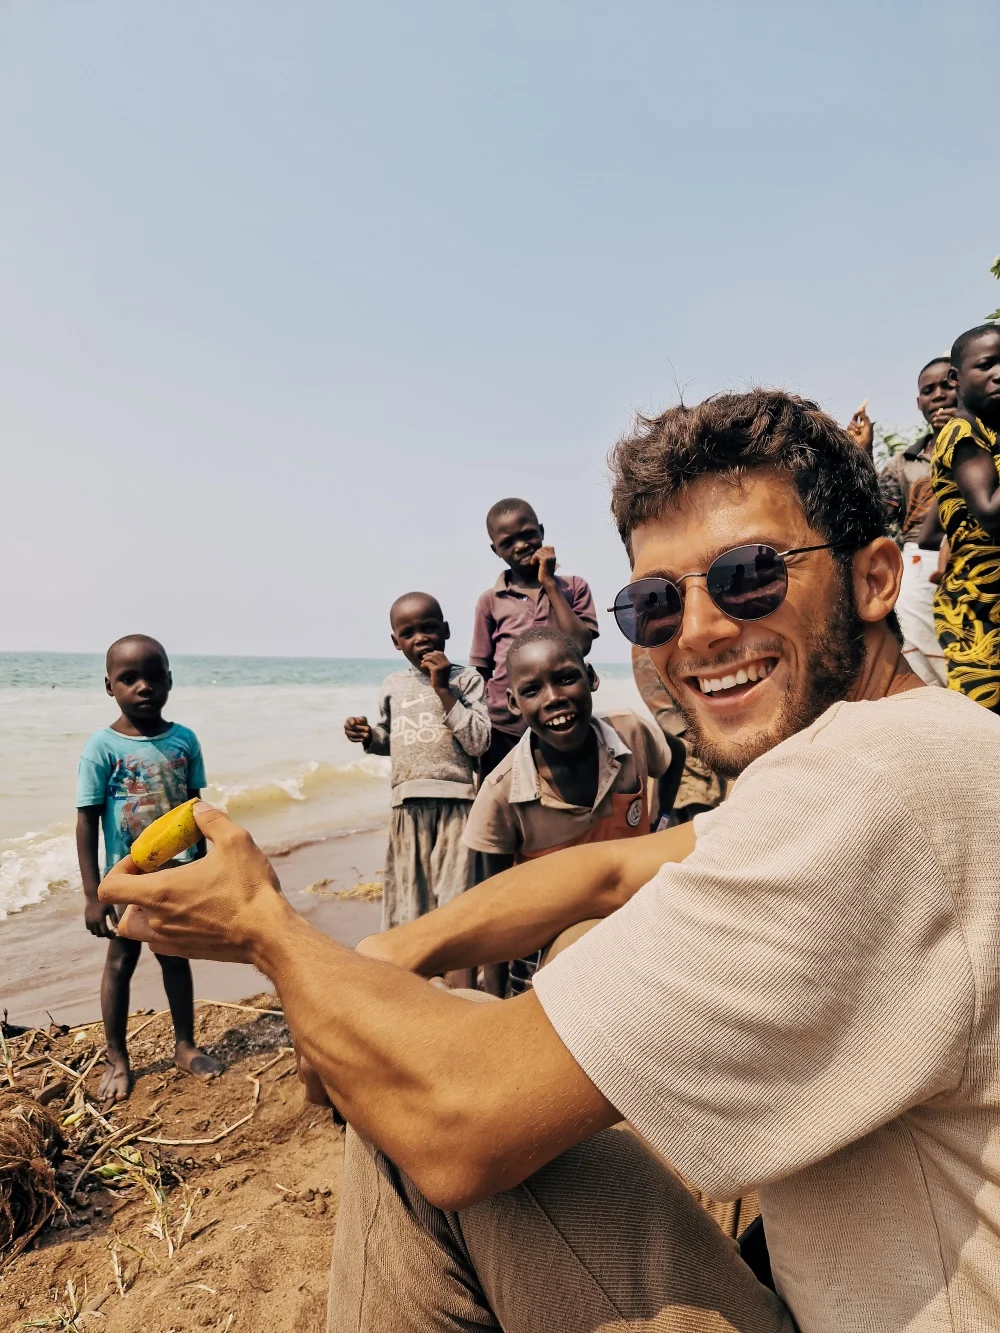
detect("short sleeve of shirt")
[533,733,974,1200]
[461,776,521,855]
[76,734,112,808]
[181,728,207,789]
[567,577,599,636]
[469,592,497,670]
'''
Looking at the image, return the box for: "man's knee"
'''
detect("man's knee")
[540,918,601,968]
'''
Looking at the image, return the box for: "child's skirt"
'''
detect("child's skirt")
[382,798,478,930]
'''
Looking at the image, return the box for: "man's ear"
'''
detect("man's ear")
[490,541,499,559]
[390,632,401,651]
[539,523,545,541]
[442,622,451,643]
[105,676,114,698]
[853,537,903,625]
[506,687,523,719]
[167,671,173,691]
[587,664,600,692]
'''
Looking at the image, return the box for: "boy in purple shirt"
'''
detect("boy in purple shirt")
[470,497,599,777]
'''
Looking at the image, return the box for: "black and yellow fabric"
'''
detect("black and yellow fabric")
[930,415,1000,708]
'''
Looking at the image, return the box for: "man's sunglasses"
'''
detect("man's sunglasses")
[610,543,842,648]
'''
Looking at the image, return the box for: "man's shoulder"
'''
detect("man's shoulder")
[778,688,1000,796]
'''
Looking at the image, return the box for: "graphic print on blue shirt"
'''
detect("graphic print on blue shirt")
[76,724,206,870]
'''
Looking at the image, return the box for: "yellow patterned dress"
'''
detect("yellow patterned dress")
[930,416,1000,708]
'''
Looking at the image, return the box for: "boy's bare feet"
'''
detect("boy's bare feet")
[174,1040,223,1083]
[98,1049,134,1105]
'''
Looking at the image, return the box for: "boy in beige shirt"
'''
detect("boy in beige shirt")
[464,627,673,993]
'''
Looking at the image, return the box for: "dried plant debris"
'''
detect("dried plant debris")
[0,1090,65,1264]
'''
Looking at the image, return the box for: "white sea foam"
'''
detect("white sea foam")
[0,756,391,923]
[0,827,81,920]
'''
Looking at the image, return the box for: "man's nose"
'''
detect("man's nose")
[675,581,742,656]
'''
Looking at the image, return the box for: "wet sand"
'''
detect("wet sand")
[2,827,387,1027]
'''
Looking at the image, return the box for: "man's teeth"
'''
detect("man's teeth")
[697,661,775,694]
[545,714,575,729]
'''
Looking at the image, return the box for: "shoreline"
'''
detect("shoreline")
[1,825,387,1027]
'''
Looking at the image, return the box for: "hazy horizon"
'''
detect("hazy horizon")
[3,1,998,663]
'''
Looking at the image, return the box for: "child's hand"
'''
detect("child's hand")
[85,899,119,939]
[421,651,452,690]
[846,401,873,452]
[532,545,558,583]
[344,716,372,745]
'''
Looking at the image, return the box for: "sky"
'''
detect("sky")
[2,1,998,663]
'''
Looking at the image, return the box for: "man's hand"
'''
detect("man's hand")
[846,401,873,453]
[85,899,119,939]
[344,715,372,745]
[532,545,558,584]
[421,651,452,691]
[100,804,288,964]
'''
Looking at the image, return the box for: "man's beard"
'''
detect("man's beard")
[665,585,867,781]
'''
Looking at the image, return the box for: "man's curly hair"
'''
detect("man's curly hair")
[609,388,888,561]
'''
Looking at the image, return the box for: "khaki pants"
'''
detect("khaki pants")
[327,1126,793,1332]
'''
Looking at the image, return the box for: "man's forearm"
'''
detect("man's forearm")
[254,909,618,1208]
[368,823,695,975]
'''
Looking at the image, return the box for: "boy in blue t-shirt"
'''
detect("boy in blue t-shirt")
[76,634,222,1104]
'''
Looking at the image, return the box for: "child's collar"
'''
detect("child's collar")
[507,716,631,805]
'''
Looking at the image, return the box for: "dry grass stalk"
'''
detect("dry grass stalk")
[137,1049,290,1147]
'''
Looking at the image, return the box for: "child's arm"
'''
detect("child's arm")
[468,596,496,683]
[427,661,491,758]
[532,551,596,654]
[346,689,391,755]
[77,807,117,937]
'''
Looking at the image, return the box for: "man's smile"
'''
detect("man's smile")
[691,655,779,697]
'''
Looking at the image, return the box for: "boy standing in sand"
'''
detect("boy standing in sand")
[344,592,490,942]
[76,635,221,1104]
[470,497,598,778]
[463,627,674,995]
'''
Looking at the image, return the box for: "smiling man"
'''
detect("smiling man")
[104,389,1000,1332]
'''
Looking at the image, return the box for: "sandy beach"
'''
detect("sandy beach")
[1,992,350,1331]
[3,828,386,1029]
[0,829,389,1331]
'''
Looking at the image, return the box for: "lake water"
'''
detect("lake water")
[0,651,640,923]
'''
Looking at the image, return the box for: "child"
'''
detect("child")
[344,591,490,941]
[470,496,599,778]
[76,635,222,1104]
[463,627,675,995]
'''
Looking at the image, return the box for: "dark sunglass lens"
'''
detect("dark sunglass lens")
[707,545,787,621]
[613,579,683,647]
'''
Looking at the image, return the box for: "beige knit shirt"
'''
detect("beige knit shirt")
[534,687,1000,1332]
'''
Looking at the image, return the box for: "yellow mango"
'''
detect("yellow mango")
[130,797,201,871]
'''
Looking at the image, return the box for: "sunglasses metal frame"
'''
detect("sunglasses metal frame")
[608,542,843,645]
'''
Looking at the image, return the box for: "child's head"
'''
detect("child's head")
[486,498,544,574]
[105,635,172,723]
[915,356,958,432]
[951,325,1000,425]
[389,592,450,672]
[506,628,598,753]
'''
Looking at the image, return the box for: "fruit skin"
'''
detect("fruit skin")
[130,797,201,871]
